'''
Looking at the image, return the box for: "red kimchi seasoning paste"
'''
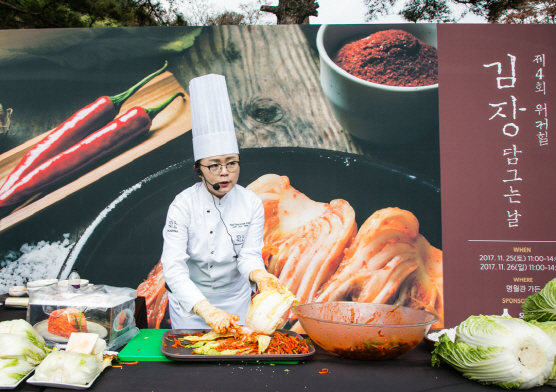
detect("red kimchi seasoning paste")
[333,29,438,87]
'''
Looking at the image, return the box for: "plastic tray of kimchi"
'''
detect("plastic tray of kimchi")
[160,329,315,362]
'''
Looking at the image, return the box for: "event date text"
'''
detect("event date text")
[480,264,556,272]
[479,255,556,262]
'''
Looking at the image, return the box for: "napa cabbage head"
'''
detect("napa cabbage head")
[432,315,556,389]
[34,350,111,385]
[523,279,556,322]
[246,289,297,335]
[0,358,34,386]
[528,320,556,387]
[0,333,47,365]
[0,319,46,347]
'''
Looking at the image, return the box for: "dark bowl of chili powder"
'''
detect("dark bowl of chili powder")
[316,24,439,145]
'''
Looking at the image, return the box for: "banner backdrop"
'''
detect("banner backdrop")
[438,25,556,325]
[9,24,550,333]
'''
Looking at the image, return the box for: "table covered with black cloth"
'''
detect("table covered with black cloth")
[1,301,554,392]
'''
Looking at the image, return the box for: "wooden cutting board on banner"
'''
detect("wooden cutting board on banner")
[0,71,191,234]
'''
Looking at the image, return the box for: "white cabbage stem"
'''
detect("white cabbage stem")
[246,289,297,335]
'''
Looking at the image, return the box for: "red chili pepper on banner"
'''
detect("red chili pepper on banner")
[0,92,184,208]
[0,62,168,197]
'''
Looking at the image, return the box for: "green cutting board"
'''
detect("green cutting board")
[118,329,172,362]
[118,329,299,364]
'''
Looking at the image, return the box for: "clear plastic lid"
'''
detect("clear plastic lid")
[28,284,137,308]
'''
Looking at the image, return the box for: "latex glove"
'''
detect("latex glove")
[250,269,286,294]
[193,299,240,334]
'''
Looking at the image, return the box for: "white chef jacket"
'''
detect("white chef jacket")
[161,181,266,326]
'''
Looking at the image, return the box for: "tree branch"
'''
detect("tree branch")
[261,0,318,24]
[0,0,65,27]
[0,0,40,16]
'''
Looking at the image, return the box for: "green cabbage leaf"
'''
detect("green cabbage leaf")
[523,279,556,322]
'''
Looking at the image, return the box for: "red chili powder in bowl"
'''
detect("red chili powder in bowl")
[333,29,438,87]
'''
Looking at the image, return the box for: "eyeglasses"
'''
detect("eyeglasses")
[199,161,241,175]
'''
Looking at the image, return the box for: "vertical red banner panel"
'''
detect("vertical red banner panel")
[438,25,556,326]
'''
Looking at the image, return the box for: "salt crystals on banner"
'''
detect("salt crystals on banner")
[0,234,73,293]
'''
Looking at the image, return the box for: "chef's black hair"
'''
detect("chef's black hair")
[192,160,202,183]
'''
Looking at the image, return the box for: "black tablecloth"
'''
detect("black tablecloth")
[0,301,552,392]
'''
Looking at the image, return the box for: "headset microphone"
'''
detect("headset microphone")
[197,169,220,191]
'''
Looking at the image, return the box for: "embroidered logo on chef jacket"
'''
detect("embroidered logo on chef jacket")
[166,219,178,233]
[229,221,250,246]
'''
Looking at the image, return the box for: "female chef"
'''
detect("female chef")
[161,74,285,334]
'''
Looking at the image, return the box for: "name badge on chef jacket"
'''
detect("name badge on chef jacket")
[229,221,250,248]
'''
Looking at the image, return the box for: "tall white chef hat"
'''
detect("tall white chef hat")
[189,74,239,161]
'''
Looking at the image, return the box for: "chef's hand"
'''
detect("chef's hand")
[250,269,286,294]
[193,299,241,334]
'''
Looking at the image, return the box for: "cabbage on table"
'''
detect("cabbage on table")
[0,358,34,386]
[432,315,556,389]
[528,321,556,387]
[0,319,50,386]
[34,350,111,385]
[0,333,47,365]
[0,319,46,346]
